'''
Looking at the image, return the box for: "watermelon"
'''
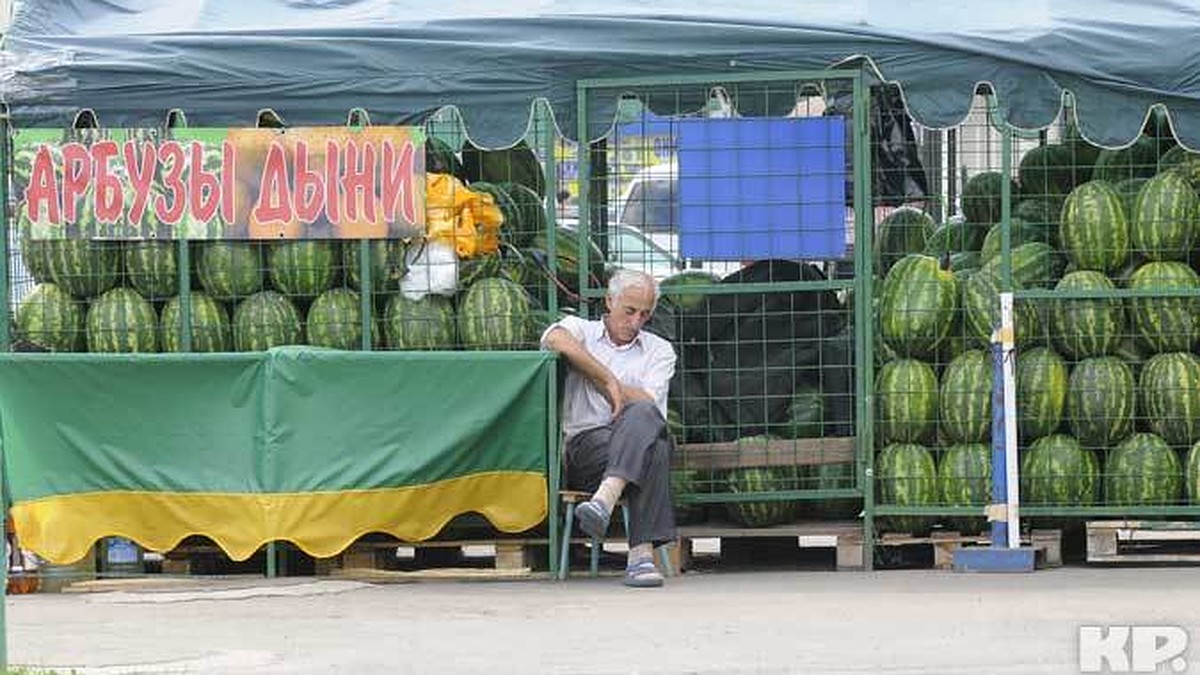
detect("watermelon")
[962,171,1018,229]
[877,254,958,359]
[800,462,861,519]
[783,387,825,439]
[1062,122,1101,183]
[1105,433,1182,506]
[1020,434,1099,505]
[232,291,303,351]
[1066,356,1135,449]
[940,350,994,444]
[1187,440,1200,503]
[384,292,457,350]
[268,241,337,299]
[457,276,533,350]
[660,271,720,314]
[980,241,1065,289]
[1127,261,1200,354]
[962,268,1042,346]
[1091,135,1165,184]
[16,203,52,283]
[671,469,707,525]
[1139,352,1200,447]
[938,443,991,534]
[425,137,464,177]
[875,359,939,445]
[875,206,935,276]
[874,442,937,535]
[44,239,121,299]
[528,226,608,298]
[725,444,800,527]
[307,288,369,350]
[15,283,84,352]
[123,240,179,299]
[1014,198,1062,245]
[1018,143,1077,199]
[1051,271,1125,359]
[160,293,231,353]
[1158,145,1200,187]
[923,215,981,257]
[460,140,545,197]
[468,181,522,242]
[1113,177,1150,224]
[86,287,159,353]
[498,181,547,247]
[978,218,1048,263]
[1060,180,1129,274]
[197,242,264,300]
[1131,169,1198,261]
[343,240,401,294]
[1016,347,1068,443]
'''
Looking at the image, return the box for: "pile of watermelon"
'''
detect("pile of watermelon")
[874,120,1200,530]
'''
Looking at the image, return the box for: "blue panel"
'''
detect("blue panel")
[952,547,1036,573]
[676,117,846,260]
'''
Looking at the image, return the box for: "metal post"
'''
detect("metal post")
[850,72,875,571]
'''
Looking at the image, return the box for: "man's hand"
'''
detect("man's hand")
[543,326,625,417]
[619,383,654,405]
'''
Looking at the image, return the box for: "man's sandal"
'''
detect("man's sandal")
[575,500,611,539]
[623,559,664,588]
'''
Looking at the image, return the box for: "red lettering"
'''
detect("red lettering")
[340,140,376,224]
[154,141,187,226]
[252,141,294,225]
[221,141,237,225]
[381,140,417,225]
[292,141,323,224]
[60,143,91,225]
[123,141,157,225]
[188,141,220,224]
[323,140,341,226]
[25,146,61,225]
[90,141,123,225]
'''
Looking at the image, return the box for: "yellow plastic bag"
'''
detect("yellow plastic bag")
[426,173,503,258]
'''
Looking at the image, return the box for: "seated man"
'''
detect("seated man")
[541,269,677,588]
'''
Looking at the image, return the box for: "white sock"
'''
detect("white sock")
[592,476,627,515]
[628,543,653,566]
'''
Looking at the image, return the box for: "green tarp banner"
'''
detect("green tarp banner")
[0,348,555,563]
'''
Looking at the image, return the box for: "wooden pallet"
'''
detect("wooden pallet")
[877,529,1062,569]
[674,520,865,572]
[316,537,552,576]
[674,437,854,471]
[1086,521,1200,564]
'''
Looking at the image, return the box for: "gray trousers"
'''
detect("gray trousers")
[564,400,677,547]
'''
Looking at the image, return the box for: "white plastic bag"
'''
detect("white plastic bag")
[400,238,458,300]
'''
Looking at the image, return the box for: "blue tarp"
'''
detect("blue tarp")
[2,0,1199,148]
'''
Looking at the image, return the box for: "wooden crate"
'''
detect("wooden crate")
[877,529,1062,569]
[674,437,854,471]
[1086,521,1200,564]
[318,537,547,576]
[672,520,865,572]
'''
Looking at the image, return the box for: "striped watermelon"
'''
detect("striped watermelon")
[1187,440,1200,503]
[1020,434,1099,505]
[660,271,721,314]
[671,468,707,525]
[1051,271,1124,359]
[980,241,1065,289]
[342,239,402,294]
[44,239,121,299]
[86,287,159,353]
[875,206,935,276]
[1127,261,1200,354]
[962,171,1018,229]
[923,215,978,257]
[457,277,533,350]
[1060,180,1129,274]
[268,241,337,299]
[1139,352,1200,447]
[1018,143,1076,199]
[307,288,370,350]
[15,283,84,352]
[962,268,1042,346]
[123,240,179,299]
[498,181,547,247]
[875,442,937,535]
[875,359,939,445]
[878,254,958,359]
[16,203,52,283]
[783,388,825,439]
[1016,347,1068,443]
[725,465,800,528]
[160,293,231,353]
[938,443,991,533]
[1114,177,1150,224]
[1091,135,1165,184]
[384,292,457,350]
[1105,433,1182,506]
[800,462,861,519]
[197,242,264,300]
[232,291,303,351]
[1014,198,1063,247]
[1158,145,1200,187]
[940,350,994,444]
[1066,356,1135,449]
[978,219,1048,262]
[1131,169,1198,261]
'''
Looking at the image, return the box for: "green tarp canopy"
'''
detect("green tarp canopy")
[2,0,1199,148]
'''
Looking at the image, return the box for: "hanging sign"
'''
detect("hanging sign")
[13,127,427,240]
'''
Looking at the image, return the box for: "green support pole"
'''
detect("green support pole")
[998,108,1014,293]
[574,86,589,318]
[536,100,559,318]
[0,108,10,668]
[177,239,192,352]
[359,239,372,351]
[851,72,876,571]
